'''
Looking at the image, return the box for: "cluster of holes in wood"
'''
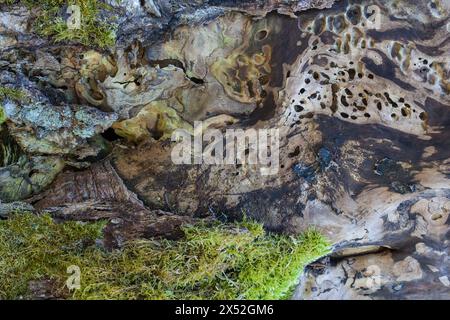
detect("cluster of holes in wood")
[251,3,438,128]
[287,59,428,127]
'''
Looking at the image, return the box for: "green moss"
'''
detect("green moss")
[0,87,27,125]
[0,86,27,102]
[0,213,331,300]
[2,0,117,48]
[0,106,6,125]
[0,213,104,299]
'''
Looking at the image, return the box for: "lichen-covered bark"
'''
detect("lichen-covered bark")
[1,0,449,299]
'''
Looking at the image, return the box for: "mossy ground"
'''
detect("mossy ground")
[0,0,116,48]
[0,213,330,300]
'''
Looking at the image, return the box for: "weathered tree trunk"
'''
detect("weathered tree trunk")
[1,0,449,299]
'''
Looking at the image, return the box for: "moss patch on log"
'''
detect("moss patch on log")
[0,213,330,300]
[1,0,117,48]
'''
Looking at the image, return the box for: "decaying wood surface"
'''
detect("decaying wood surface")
[1,0,449,299]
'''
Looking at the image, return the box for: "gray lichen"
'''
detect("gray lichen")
[3,99,117,155]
